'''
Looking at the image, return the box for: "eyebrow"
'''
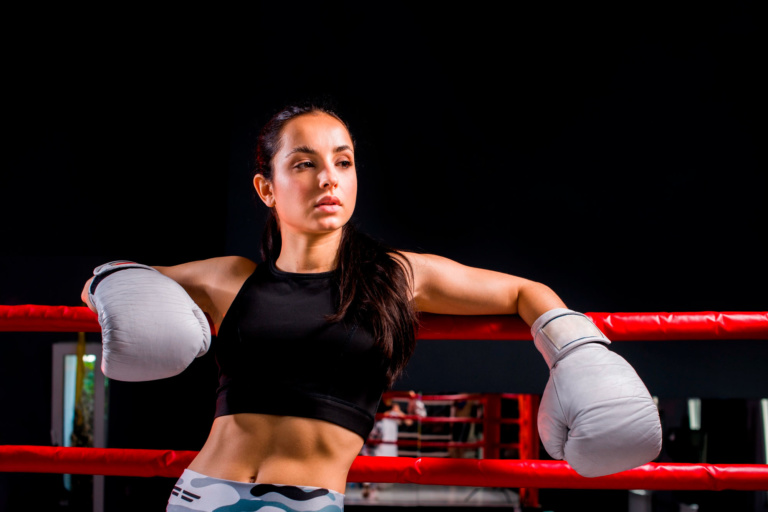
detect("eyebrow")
[287,145,353,156]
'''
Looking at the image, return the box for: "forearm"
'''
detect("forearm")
[81,276,96,312]
[516,281,567,326]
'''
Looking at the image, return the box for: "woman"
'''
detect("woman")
[82,103,661,511]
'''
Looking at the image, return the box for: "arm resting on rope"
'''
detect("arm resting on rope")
[400,252,662,477]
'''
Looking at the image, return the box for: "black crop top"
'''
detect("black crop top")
[214,259,387,439]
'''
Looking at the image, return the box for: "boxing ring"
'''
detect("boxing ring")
[1,305,768,508]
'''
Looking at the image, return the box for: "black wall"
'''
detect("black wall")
[1,3,765,511]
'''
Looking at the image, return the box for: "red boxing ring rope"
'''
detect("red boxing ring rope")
[1,446,766,491]
[2,305,768,340]
[2,305,768,492]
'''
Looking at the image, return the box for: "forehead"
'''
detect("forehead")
[279,112,353,150]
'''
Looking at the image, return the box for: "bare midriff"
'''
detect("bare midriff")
[187,413,365,494]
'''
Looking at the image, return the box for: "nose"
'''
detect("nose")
[319,163,339,189]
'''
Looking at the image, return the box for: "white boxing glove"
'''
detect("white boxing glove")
[532,308,662,477]
[88,260,211,382]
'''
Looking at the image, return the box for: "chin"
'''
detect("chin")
[313,219,349,233]
[316,223,345,233]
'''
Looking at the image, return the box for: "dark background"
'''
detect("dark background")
[1,3,765,511]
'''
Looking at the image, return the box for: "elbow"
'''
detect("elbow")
[81,277,97,312]
[517,281,566,326]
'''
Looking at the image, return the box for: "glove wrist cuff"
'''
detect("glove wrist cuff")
[89,261,157,298]
[531,308,610,368]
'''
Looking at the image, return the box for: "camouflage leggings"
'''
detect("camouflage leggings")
[167,469,345,511]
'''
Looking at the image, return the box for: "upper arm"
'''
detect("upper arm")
[154,256,256,329]
[399,252,565,325]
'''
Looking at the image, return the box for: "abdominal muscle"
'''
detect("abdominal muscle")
[187,413,365,494]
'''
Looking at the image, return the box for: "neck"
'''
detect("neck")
[274,229,343,273]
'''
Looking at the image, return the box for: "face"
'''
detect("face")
[255,112,358,237]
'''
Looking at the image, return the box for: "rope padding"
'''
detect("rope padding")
[2,306,767,340]
[0,446,766,490]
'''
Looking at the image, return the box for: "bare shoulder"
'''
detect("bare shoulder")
[386,250,423,282]
[201,255,258,280]
[154,256,257,325]
[394,251,456,277]
[387,251,446,304]
[389,250,429,268]
[154,255,256,289]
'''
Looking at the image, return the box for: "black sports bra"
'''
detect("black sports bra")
[213,259,387,439]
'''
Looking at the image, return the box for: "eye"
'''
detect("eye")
[295,160,315,170]
[338,159,353,169]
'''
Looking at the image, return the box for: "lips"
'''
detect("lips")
[315,196,341,207]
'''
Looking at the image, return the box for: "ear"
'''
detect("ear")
[253,174,275,207]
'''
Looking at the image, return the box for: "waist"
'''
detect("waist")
[189,414,364,493]
[215,386,377,439]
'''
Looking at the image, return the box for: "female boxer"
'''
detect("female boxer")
[83,103,662,511]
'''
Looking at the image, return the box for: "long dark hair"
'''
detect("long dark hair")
[253,103,418,388]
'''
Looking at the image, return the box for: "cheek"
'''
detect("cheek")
[274,175,311,205]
